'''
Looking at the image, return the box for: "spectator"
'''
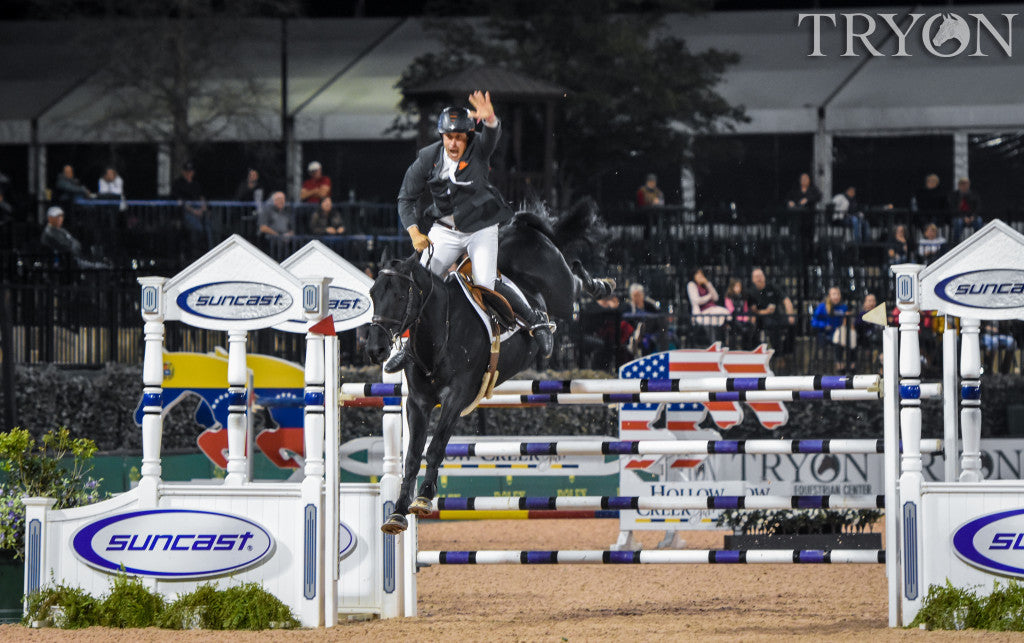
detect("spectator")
[39,206,108,269]
[750,268,796,369]
[171,161,211,252]
[811,286,849,373]
[723,278,757,350]
[52,164,94,210]
[950,176,982,242]
[854,293,883,371]
[830,185,870,243]
[912,173,946,215]
[917,222,947,263]
[887,224,911,266]
[233,168,264,205]
[309,196,346,235]
[785,172,821,211]
[581,292,634,370]
[622,283,672,356]
[258,191,295,238]
[785,172,820,248]
[981,321,1017,374]
[636,173,664,207]
[686,268,729,328]
[97,167,123,197]
[300,161,331,204]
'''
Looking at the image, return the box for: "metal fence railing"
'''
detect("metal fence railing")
[4,201,1024,374]
[3,278,1020,379]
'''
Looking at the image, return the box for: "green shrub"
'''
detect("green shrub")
[911,581,1024,631]
[24,582,100,629]
[157,583,223,630]
[214,582,299,630]
[99,572,165,628]
[26,577,298,630]
[0,427,102,559]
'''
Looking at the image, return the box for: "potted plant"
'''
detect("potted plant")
[0,427,102,621]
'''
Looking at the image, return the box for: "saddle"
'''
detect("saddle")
[454,260,517,333]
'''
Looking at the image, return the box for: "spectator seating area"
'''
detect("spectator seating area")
[2,199,1022,375]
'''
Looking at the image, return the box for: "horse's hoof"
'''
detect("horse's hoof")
[381,513,408,534]
[409,496,433,516]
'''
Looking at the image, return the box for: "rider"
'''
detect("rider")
[385,90,553,373]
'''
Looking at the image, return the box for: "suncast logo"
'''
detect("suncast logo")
[953,508,1024,578]
[177,281,293,321]
[798,12,1015,57]
[327,285,371,322]
[934,269,1024,310]
[71,509,275,578]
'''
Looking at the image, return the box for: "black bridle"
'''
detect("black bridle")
[370,264,440,374]
[370,267,423,339]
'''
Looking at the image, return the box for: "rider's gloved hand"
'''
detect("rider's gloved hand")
[407,225,431,252]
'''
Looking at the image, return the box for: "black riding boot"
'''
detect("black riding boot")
[492,281,554,358]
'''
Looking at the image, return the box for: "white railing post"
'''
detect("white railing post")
[137,277,167,505]
[892,263,924,625]
[224,329,249,484]
[299,277,331,627]
[959,318,983,482]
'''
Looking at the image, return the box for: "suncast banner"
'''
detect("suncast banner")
[71,509,275,578]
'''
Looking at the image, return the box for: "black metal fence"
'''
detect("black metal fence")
[3,200,1023,375]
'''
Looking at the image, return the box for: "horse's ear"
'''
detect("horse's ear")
[379,246,391,265]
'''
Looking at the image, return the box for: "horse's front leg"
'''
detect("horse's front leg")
[381,396,431,534]
[409,388,468,516]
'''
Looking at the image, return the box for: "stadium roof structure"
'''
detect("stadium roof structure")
[0,4,1022,145]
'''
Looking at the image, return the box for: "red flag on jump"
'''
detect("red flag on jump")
[309,315,336,336]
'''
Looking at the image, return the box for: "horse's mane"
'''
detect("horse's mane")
[506,198,610,266]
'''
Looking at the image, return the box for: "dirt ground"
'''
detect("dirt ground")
[3,518,1024,642]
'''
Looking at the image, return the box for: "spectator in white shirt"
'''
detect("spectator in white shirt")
[98,167,123,197]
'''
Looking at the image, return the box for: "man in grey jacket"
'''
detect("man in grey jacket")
[388,91,552,372]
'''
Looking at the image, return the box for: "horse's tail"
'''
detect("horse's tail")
[551,197,611,268]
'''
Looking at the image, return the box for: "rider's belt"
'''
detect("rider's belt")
[434,219,457,231]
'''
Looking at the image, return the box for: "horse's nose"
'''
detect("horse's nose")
[364,330,389,364]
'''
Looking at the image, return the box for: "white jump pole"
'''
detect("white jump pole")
[380,361,407,618]
[323,332,340,625]
[942,317,959,482]
[882,325,900,628]
[300,278,330,626]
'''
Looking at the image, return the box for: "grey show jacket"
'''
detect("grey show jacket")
[397,120,513,233]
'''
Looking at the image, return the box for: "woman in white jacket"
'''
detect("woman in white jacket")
[687,268,730,327]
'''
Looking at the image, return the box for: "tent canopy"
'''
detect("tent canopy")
[1,5,1022,145]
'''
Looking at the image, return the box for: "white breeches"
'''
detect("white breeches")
[422,223,499,288]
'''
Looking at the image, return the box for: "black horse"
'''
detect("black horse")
[366,202,613,534]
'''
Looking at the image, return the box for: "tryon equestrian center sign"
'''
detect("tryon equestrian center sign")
[798,12,1015,57]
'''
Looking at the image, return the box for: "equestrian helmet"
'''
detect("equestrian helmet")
[437,107,475,135]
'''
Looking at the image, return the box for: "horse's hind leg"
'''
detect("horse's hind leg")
[381,397,431,534]
[409,390,464,516]
[571,260,615,298]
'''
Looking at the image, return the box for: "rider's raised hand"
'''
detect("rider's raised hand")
[468,90,497,126]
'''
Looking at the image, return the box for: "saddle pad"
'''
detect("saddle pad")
[451,274,520,345]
